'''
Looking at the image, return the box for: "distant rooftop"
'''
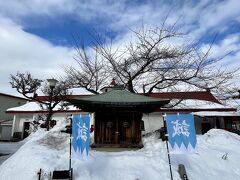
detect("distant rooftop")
[0,92,28,101]
[146,91,220,104]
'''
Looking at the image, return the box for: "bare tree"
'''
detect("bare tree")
[65,24,239,98]
[64,37,109,94]
[10,72,71,130]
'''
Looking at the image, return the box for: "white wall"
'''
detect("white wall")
[12,112,92,139]
[142,112,163,133]
[143,113,223,135]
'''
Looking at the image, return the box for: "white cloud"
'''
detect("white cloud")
[206,34,239,57]
[0,0,240,95]
[0,17,75,95]
[0,0,239,38]
[199,33,240,89]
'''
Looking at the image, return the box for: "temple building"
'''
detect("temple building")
[6,83,240,143]
[67,86,169,147]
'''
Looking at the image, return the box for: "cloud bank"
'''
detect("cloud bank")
[0,0,239,95]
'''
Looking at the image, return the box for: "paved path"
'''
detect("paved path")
[0,141,24,165]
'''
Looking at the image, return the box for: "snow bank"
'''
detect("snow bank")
[7,101,79,112]
[1,124,240,180]
[170,129,240,180]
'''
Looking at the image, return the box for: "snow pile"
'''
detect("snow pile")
[0,120,70,180]
[1,125,240,180]
[171,129,240,180]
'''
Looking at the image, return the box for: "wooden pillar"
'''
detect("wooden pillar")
[101,118,104,144]
[94,113,99,144]
[115,115,119,144]
[132,113,135,143]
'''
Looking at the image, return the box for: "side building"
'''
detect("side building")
[6,102,91,140]
[0,93,28,141]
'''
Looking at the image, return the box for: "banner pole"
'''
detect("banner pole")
[163,114,173,180]
[69,117,72,180]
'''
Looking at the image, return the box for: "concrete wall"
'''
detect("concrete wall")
[143,113,226,135]
[142,113,209,135]
[13,114,33,134]
[0,95,27,140]
[0,95,27,121]
[142,112,163,133]
[0,125,12,141]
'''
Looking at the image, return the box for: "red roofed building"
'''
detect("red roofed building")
[5,89,240,141]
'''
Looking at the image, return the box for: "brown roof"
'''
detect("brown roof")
[145,91,220,104]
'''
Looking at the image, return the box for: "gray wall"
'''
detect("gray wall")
[0,125,12,140]
[0,94,27,140]
[0,95,27,121]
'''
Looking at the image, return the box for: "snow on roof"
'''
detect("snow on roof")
[70,87,95,95]
[7,102,41,112]
[221,99,240,111]
[194,111,240,117]
[0,92,28,101]
[6,101,80,113]
[170,99,232,109]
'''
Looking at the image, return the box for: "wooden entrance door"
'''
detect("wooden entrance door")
[119,117,132,145]
[105,120,115,144]
[95,112,142,146]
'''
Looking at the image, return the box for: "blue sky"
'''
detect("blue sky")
[21,0,240,46]
[0,0,239,95]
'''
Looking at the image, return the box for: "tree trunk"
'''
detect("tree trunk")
[46,108,53,131]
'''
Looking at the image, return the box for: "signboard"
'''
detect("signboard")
[72,115,90,155]
[165,114,197,152]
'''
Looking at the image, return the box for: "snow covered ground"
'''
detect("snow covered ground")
[0,120,240,180]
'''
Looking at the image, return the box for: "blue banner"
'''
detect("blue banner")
[166,114,196,152]
[72,115,90,155]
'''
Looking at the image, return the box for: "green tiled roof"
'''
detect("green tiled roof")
[74,89,167,104]
[67,88,169,113]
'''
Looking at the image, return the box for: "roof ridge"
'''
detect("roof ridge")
[0,92,28,101]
